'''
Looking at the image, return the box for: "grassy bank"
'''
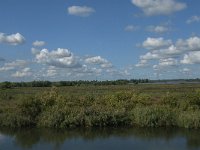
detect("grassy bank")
[0,84,200,129]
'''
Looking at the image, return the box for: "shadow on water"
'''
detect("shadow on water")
[0,127,200,150]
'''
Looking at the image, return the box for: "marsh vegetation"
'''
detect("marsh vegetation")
[0,83,200,129]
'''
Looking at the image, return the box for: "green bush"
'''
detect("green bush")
[18,97,42,122]
[0,112,33,128]
[176,111,200,129]
[132,106,175,127]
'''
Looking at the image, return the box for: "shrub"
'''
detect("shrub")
[132,106,175,127]
[176,111,200,129]
[18,96,42,125]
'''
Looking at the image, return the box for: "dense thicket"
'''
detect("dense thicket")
[0,85,200,129]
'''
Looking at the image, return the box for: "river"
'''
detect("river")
[0,127,200,150]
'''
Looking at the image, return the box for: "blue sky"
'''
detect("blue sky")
[0,0,200,81]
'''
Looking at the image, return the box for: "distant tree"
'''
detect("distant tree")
[0,81,12,89]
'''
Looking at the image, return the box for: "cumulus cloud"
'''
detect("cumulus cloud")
[158,45,182,56]
[186,15,200,24]
[29,47,125,80]
[85,56,107,64]
[181,51,200,64]
[140,36,200,61]
[32,40,46,47]
[124,25,140,32]
[136,36,200,71]
[35,48,81,68]
[85,56,113,68]
[147,25,169,33]
[68,6,95,17]
[0,32,25,45]
[142,37,172,50]
[11,68,32,78]
[176,36,200,51]
[100,63,113,68]
[140,52,160,60]
[131,0,186,16]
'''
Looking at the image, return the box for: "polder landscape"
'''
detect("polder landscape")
[1,0,200,149]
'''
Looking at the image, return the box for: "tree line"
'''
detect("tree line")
[0,79,149,88]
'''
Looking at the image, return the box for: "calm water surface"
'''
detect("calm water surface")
[0,127,200,150]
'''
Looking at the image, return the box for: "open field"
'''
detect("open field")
[1,84,200,129]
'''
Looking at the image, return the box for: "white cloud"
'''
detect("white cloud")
[124,25,140,32]
[142,37,172,50]
[5,60,28,68]
[85,56,107,64]
[139,36,200,62]
[45,66,58,77]
[147,25,169,33]
[32,40,46,47]
[131,0,186,16]
[135,59,148,67]
[159,45,182,56]
[158,58,178,67]
[12,68,32,78]
[100,63,113,68]
[0,32,25,45]
[31,48,40,55]
[68,6,95,17]
[176,36,200,51]
[136,36,200,70]
[186,37,200,51]
[181,51,200,64]
[85,56,113,68]
[0,60,28,72]
[186,15,200,24]
[35,48,81,68]
[140,52,160,60]
[29,48,127,80]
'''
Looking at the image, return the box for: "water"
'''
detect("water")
[0,127,200,150]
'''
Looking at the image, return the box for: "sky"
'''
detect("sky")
[0,0,200,81]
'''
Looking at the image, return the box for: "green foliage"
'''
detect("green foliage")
[18,96,42,124]
[0,79,149,88]
[132,106,175,127]
[176,111,200,129]
[1,84,200,129]
[0,81,12,89]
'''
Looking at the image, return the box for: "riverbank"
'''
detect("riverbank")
[0,84,200,129]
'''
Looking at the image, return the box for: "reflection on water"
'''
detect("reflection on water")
[0,127,200,150]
